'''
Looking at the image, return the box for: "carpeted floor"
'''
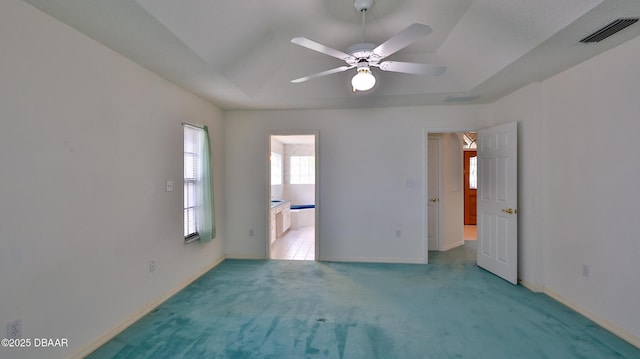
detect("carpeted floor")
[88,242,640,358]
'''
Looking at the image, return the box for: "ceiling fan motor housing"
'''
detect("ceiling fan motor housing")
[347,43,378,62]
[354,0,374,12]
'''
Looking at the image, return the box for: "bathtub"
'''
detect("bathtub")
[290,205,315,229]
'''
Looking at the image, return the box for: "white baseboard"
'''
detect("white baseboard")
[225,254,267,260]
[543,287,640,349]
[318,256,427,264]
[69,256,226,359]
[519,279,544,293]
[440,240,465,252]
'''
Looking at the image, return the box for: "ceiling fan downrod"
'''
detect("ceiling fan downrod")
[355,0,375,43]
[361,8,366,43]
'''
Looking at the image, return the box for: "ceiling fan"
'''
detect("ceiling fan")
[290,0,446,92]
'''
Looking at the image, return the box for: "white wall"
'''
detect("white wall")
[284,184,315,205]
[439,133,465,251]
[0,1,225,358]
[490,35,640,344]
[283,143,315,205]
[269,137,284,200]
[225,106,488,262]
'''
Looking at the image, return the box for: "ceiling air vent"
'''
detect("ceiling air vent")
[580,18,639,43]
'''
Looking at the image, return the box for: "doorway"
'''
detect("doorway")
[427,126,518,284]
[463,132,478,242]
[268,133,318,260]
[427,132,477,260]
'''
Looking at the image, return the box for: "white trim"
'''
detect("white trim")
[544,287,640,349]
[427,127,481,134]
[440,240,465,252]
[182,122,203,129]
[519,279,544,293]
[226,254,267,260]
[319,256,426,264]
[69,256,226,359]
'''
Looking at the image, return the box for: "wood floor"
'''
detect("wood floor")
[464,225,477,241]
[270,226,315,260]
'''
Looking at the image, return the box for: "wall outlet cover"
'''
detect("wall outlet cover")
[7,319,22,339]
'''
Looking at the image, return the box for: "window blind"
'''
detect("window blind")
[184,125,201,239]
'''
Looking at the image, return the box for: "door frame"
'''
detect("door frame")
[425,128,480,261]
[266,130,320,260]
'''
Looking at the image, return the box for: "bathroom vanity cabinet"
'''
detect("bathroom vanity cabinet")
[270,200,291,244]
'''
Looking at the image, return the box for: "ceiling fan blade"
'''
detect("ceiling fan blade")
[372,23,433,59]
[291,66,354,83]
[377,61,446,76]
[291,37,355,62]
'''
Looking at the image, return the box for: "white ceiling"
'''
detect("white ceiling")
[22,0,640,110]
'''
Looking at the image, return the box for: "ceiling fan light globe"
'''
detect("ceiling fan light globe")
[351,68,376,91]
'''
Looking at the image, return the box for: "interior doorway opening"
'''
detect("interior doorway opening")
[268,134,318,260]
[428,124,518,283]
[463,132,477,241]
[427,132,477,262]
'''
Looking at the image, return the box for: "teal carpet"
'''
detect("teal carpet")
[89,243,639,358]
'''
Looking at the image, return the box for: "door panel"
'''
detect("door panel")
[477,122,518,284]
[480,213,492,256]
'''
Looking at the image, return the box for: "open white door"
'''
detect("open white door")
[477,122,518,284]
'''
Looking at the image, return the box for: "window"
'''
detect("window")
[290,156,315,184]
[183,124,215,243]
[463,132,477,149]
[469,156,477,189]
[184,125,202,241]
[271,152,282,185]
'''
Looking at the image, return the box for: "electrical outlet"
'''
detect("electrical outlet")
[249,229,254,237]
[395,229,401,238]
[149,259,156,273]
[7,319,22,339]
[582,264,590,277]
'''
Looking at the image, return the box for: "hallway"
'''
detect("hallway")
[464,225,477,240]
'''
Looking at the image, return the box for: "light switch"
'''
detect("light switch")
[166,180,174,192]
[406,179,418,188]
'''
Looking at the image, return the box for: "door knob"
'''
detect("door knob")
[430,197,439,203]
[501,208,514,214]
